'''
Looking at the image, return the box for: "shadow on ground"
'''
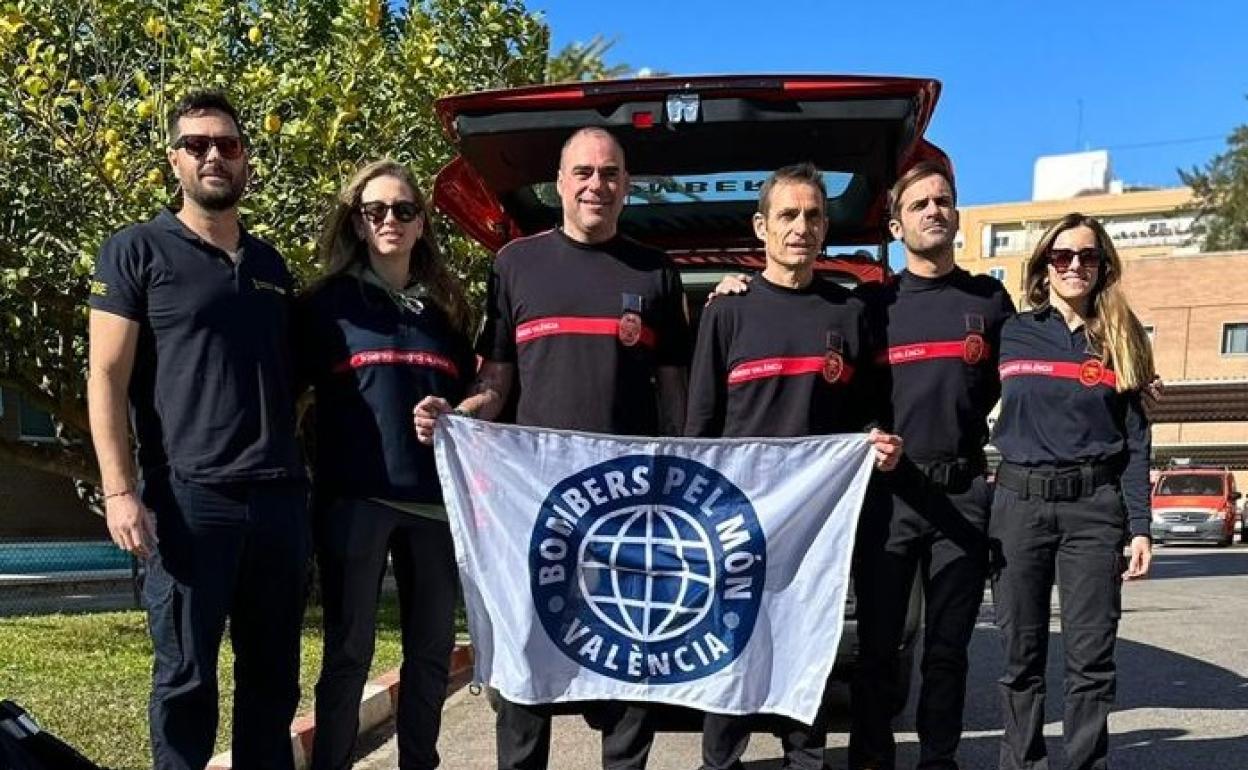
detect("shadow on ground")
[739,581,1247,769]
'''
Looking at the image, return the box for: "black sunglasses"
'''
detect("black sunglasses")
[172,134,245,160]
[358,200,421,224]
[1047,247,1103,271]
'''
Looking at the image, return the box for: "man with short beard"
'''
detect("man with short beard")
[88,91,308,770]
[848,161,1014,770]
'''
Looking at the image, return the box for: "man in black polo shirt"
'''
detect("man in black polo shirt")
[88,91,307,770]
[686,162,902,770]
[415,127,690,770]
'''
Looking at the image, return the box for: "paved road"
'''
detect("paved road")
[360,545,1248,769]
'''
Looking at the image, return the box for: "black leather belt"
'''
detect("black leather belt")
[995,461,1116,502]
[916,457,986,490]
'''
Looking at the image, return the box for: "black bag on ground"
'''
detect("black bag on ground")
[0,700,105,770]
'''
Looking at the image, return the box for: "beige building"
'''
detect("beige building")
[955,152,1248,489]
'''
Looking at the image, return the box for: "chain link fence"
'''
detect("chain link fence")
[0,539,143,616]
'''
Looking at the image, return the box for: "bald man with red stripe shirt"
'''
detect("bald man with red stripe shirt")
[415,127,690,770]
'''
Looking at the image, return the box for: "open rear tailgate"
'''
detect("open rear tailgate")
[433,75,948,253]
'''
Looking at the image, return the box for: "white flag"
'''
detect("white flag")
[434,415,874,724]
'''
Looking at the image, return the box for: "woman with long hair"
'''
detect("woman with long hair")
[297,159,474,770]
[990,213,1154,770]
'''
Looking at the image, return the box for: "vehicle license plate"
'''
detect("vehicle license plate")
[1172,525,1197,533]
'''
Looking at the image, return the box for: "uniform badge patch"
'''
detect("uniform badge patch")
[618,312,643,347]
[822,351,845,384]
[619,293,645,347]
[1079,358,1105,387]
[962,333,986,364]
[823,330,845,383]
[531,455,766,684]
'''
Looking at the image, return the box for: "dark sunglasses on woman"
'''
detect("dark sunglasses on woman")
[358,200,421,224]
[1048,247,1103,271]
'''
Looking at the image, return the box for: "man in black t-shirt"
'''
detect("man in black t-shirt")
[687,163,902,770]
[88,92,307,770]
[416,127,690,770]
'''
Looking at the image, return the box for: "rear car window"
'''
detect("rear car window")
[522,170,869,243]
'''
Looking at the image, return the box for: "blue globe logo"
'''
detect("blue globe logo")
[579,504,716,643]
[531,455,766,684]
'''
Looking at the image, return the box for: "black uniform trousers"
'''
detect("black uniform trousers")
[496,698,654,770]
[990,470,1126,770]
[700,708,830,770]
[849,461,992,770]
[311,498,458,770]
[141,472,310,770]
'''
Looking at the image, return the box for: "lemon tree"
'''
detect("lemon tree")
[0,0,621,483]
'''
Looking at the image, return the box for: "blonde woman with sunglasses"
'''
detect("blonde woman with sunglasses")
[296,160,474,770]
[989,213,1154,770]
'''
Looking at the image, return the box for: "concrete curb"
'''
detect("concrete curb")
[207,643,474,770]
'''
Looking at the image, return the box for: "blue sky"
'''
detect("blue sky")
[530,0,1247,207]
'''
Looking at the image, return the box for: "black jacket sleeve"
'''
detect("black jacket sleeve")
[1120,390,1153,537]
[474,256,516,363]
[656,262,693,368]
[849,295,885,432]
[684,302,729,437]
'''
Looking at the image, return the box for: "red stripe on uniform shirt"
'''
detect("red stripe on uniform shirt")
[727,356,855,385]
[515,316,656,348]
[333,349,460,377]
[879,340,984,365]
[998,359,1117,389]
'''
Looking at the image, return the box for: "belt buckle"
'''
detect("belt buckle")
[1053,473,1080,501]
[1034,475,1054,500]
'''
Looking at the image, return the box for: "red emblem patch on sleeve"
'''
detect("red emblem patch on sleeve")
[1078,358,1106,387]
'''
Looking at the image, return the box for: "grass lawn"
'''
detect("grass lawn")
[0,593,411,770]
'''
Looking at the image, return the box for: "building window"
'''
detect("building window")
[18,394,57,442]
[988,267,1007,284]
[1223,323,1248,356]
